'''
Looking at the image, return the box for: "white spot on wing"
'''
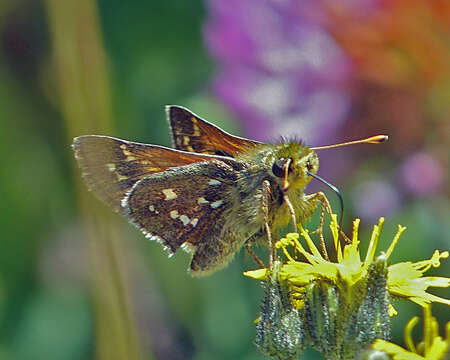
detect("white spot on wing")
[106,163,116,172]
[162,188,177,200]
[191,218,199,227]
[210,200,224,209]
[197,197,209,205]
[208,180,221,185]
[179,214,190,226]
[170,210,179,219]
[148,205,159,214]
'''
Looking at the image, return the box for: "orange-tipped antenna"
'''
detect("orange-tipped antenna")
[311,135,388,150]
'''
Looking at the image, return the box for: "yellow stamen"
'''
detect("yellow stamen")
[385,224,407,259]
[299,224,322,260]
[330,214,342,262]
[405,316,419,353]
[364,217,384,267]
[352,218,360,245]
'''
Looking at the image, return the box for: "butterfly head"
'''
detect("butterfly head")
[269,142,319,192]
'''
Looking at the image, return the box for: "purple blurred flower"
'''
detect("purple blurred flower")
[400,152,445,196]
[204,0,351,144]
[352,180,400,221]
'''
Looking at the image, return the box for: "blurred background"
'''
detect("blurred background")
[0,0,448,359]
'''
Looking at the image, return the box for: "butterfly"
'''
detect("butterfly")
[72,106,387,275]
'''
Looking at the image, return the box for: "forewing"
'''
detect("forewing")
[123,159,242,254]
[166,105,261,157]
[73,135,217,212]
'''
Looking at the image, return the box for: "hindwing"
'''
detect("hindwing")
[123,159,243,255]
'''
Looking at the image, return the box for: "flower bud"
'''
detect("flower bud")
[255,262,304,360]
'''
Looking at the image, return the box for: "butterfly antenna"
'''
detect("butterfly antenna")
[311,135,388,151]
[307,171,344,228]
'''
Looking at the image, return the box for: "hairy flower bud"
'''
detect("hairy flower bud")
[256,261,304,360]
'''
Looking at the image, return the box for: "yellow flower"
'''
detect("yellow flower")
[387,251,450,308]
[244,215,450,311]
[373,305,449,360]
[245,215,449,359]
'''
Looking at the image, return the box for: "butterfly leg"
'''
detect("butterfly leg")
[283,193,297,232]
[261,180,274,267]
[307,191,332,260]
[245,241,265,268]
[308,191,351,245]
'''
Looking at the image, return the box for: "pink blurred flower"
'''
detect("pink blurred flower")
[204,0,450,147]
[352,180,400,221]
[204,0,351,143]
[401,152,445,196]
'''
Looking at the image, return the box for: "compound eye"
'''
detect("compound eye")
[272,158,292,178]
[272,159,284,178]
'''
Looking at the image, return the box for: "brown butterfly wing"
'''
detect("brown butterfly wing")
[123,158,250,275]
[72,135,216,212]
[123,159,239,255]
[166,105,261,157]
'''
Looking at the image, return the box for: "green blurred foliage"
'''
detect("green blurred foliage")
[0,1,447,360]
